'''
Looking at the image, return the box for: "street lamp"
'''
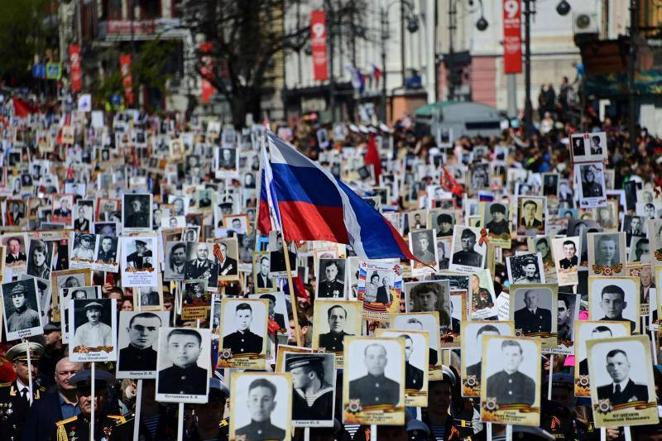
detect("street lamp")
[380,0,418,121]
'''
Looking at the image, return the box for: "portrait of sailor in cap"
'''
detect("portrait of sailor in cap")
[285,354,334,422]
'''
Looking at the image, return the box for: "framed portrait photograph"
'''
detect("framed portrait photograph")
[184,242,219,288]
[120,235,157,287]
[587,335,657,427]
[316,258,347,299]
[553,236,581,286]
[449,226,486,273]
[575,162,607,209]
[404,280,451,329]
[1,279,43,341]
[593,202,619,231]
[50,269,92,323]
[409,229,439,273]
[116,311,170,379]
[91,234,119,272]
[376,329,429,407]
[283,353,335,427]
[542,173,559,197]
[390,312,442,380]
[468,162,490,194]
[357,259,402,319]
[163,241,186,281]
[573,321,631,397]
[587,232,627,276]
[628,236,650,263]
[253,251,275,292]
[509,284,558,349]
[428,209,455,238]
[2,233,28,270]
[407,210,427,232]
[506,253,546,285]
[59,285,101,344]
[26,238,53,281]
[588,276,640,333]
[218,298,268,369]
[554,292,580,354]
[122,193,153,230]
[135,280,163,311]
[570,131,607,163]
[480,201,511,248]
[156,327,211,403]
[528,236,556,279]
[248,292,290,335]
[51,194,74,227]
[216,147,238,174]
[480,336,541,427]
[649,219,662,264]
[312,300,362,368]
[622,215,645,247]
[461,321,514,397]
[69,298,117,362]
[216,237,240,281]
[468,270,498,320]
[516,196,546,237]
[342,336,405,425]
[229,372,292,440]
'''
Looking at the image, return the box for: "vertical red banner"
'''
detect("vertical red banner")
[68,44,82,93]
[119,54,134,106]
[310,10,328,82]
[199,42,215,104]
[503,0,522,74]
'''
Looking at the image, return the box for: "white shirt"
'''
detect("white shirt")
[73,321,112,348]
[613,378,630,394]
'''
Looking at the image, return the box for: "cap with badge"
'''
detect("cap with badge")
[9,284,26,297]
[285,354,327,372]
[5,342,44,362]
[134,240,147,247]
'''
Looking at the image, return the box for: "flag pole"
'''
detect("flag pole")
[281,234,302,347]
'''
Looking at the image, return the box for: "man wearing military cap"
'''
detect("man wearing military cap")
[514,289,552,334]
[513,257,541,284]
[72,301,112,349]
[222,303,264,355]
[4,282,40,333]
[451,229,482,267]
[53,369,129,441]
[235,378,286,441]
[485,340,535,406]
[126,239,153,270]
[0,342,46,441]
[285,354,334,421]
[349,343,400,406]
[318,305,354,353]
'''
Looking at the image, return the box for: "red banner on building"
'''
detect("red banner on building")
[119,54,134,106]
[503,0,522,74]
[68,44,82,93]
[310,10,328,82]
[199,42,215,104]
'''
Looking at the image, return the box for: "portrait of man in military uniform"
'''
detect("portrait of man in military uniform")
[122,193,152,230]
[484,202,510,236]
[410,229,437,269]
[590,281,639,333]
[484,339,537,406]
[117,311,166,375]
[284,353,335,424]
[221,300,266,356]
[231,374,291,441]
[1,279,42,339]
[156,328,210,401]
[184,242,219,287]
[316,259,346,299]
[508,254,544,285]
[345,339,404,411]
[450,227,485,270]
[512,287,553,335]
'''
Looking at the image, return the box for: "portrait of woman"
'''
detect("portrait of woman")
[27,240,51,280]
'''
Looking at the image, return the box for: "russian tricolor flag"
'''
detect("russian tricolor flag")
[258,132,415,261]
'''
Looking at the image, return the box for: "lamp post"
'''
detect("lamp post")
[380,0,418,122]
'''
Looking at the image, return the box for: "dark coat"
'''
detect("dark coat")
[597,380,649,405]
[514,307,552,334]
[405,362,424,390]
[0,381,46,441]
[222,330,263,354]
[318,331,352,353]
[349,374,400,406]
[22,388,62,441]
[452,250,482,267]
[485,370,536,406]
[118,345,158,372]
[235,420,285,441]
[158,365,207,396]
[292,387,333,421]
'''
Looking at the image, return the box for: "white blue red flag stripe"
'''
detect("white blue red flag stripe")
[258,132,415,261]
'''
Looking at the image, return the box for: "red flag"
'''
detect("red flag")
[12,98,36,118]
[365,133,381,183]
[441,167,464,197]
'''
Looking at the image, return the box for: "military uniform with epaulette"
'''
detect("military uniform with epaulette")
[54,414,127,441]
[0,381,46,441]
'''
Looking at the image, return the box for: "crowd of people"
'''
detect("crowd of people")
[0,90,659,441]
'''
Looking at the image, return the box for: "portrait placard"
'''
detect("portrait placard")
[409,229,439,274]
[570,131,607,163]
[587,335,657,427]
[587,232,626,276]
[117,311,170,379]
[516,196,546,237]
[449,226,486,273]
[342,336,405,426]
[480,336,541,427]
[316,258,347,299]
[461,321,514,397]
[509,284,557,350]
[588,276,640,333]
[574,321,630,397]
[69,298,117,362]
[120,235,157,287]
[1,278,43,341]
[480,201,511,248]
[156,327,211,403]
[283,352,336,427]
[356,259,402,320]
[390,312,442,380]
[553,236,581,286]
[575,162,607,209]
[312,300,363,369]
[218,298,268,369]
[506,253,546,285]
[229,372,292,440]
[553,292,580,355]
[468,270,498,320]
[404,280,451,329]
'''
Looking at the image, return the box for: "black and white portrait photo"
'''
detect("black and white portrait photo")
[312,301,362,361]
[219,298,268,369]
[481,336,541,426]
[122,193,152,230]
[117,311,170,378]
[217,238,239,280]
[469,162,490,191]
[409,229,438,271]
[391,313,442,374]
[516,197,546,236]
[404,280,451,328]
[156,327,211,403]
[217,147,238,172]
[284,353,335,426]
[1,279,43,341]
[3,234,27,267]
[343,337,405,425]
[184,242,219,287]
[510,285,557,346]
[92,235,119,271]
[316,258,346,299]
[58,283,98,344]
[542,173,559,197]
[571,132,607,163]
[461,321,514,397]
[589,276,640,333]
[430,210,455,237]
[576,163,606,207]
[120,236,158,287]
[586,335,657,427]
[230,373,292,441]
[253,252,274,292]
[449,226,486,273]
[69,232,96,263]
[247,292,289,333]
[26,239,53,280]
[588,232,626,276]
[553,236,581,286]
[482,202,511,245]
[164,241,187,281]
[507,253,545,284]
[69,298,116,362]
[556,293,580,347]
